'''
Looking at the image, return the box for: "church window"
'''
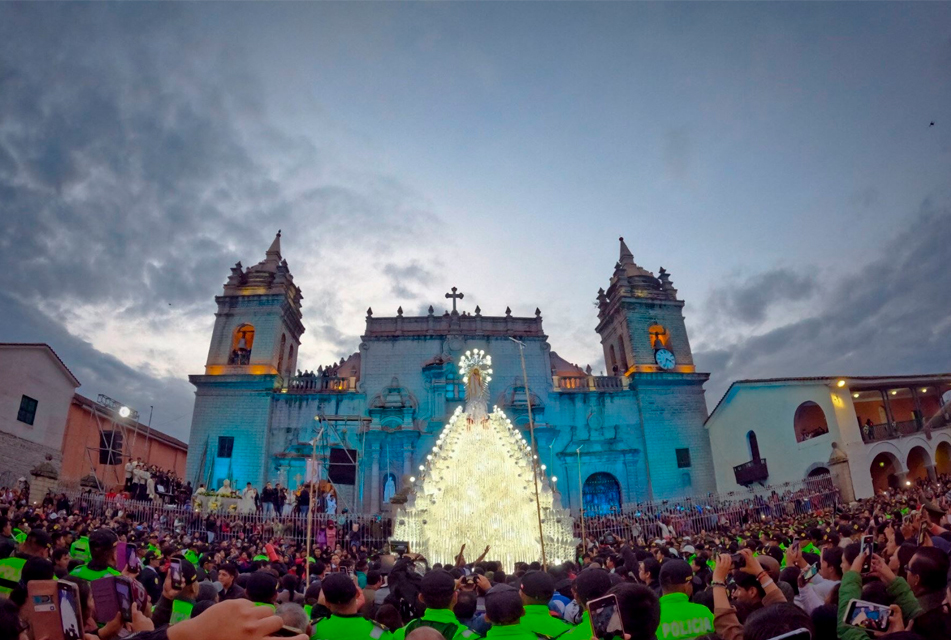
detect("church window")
[616,337,629,371]
[217,436,234,458]
[747,431,760,460]
[278,334,286,374]
[794,402,829,443]
[99,431,123,465]
[17,395,38,425]
[445,372,466,400]
[649,324,669,349]
[676,448,691,468]
[608,345,619,374]
[582,472,622,516]
[229,324,255,365]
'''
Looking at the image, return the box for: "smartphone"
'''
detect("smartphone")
[58,581,83,640]
[116,541,128,571]
[169,558,183,589]
[917,521,928,546]
[274,627,304,638]
[91,575,133,625]
[587,593,625,640]
[390,540,409,556]
[126,544,140,571]
[27,580,64,640]
[800,563,819,583]
[730,553,746,568]
[860,535,873,573]
[843,598,891,632]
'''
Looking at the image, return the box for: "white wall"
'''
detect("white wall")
[707,382,844,493]
[0,346,78,449]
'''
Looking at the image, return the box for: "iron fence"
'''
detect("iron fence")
[67,473,838,552]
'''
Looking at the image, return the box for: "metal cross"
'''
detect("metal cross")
[445,287,464,312]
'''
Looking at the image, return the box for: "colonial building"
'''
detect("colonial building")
[706,375,951,500]
[0,343,80,484]
[185,234,716,513]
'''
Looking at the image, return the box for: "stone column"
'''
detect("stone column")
[369,442,380,514]
[925,465,937,482]
[826,443,855,504]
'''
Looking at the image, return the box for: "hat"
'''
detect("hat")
[144,551,160,564]
[197,582,219,603]
[520,571,555,601]
[421,569,456,600]
[659,559,693,587]
[321,572,358,605]
[175,558,199,586]
[88,528,118,552]
[682,545,696,555]
[574,568,611,603]
[923,502,946,520]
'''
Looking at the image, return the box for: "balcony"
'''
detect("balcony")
[284,375,355,394]
[734,458,769,486]
[553,375,630,393]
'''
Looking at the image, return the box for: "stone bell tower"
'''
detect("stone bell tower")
[186,231,305,489]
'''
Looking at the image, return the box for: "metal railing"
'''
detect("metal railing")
[285,376,354,394]
[553,375,629,392]
[68,474,838,553]
[859,418,943,443]
[578,474,838,544]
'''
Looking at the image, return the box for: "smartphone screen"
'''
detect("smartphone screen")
[860,536,873,573]
[126,545,139,571]
[115,578,132,623]
[58,582,82,640]
[587,593,625,640]
[844,599,891,631]
[169,559,183,589]
[917,522,927,546]
[801,563,819,583]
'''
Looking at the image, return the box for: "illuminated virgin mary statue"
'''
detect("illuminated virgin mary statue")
[392,349,576,569]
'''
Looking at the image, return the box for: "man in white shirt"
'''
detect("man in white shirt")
[124,460,134,492]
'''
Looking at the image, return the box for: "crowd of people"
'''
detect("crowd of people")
[0,473,949,640]
[119,461,191,506]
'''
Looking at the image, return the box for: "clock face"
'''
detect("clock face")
[655,348,676,370]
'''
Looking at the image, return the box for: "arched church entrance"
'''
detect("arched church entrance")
[808,466,830,478]
[906,446,932,483]
[870,451,902,493]
[582,472,621,516]
[935,441,951,476]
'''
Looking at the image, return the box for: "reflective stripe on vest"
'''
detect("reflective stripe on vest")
[0,557,26,595]
[170,599,194,625]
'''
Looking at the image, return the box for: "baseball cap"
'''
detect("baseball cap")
[520,571,555,601]
[88,528,118,552]
[421,569,456,600]
[321,572,358,605]
[174,557,199,586]
[659,559,693,587]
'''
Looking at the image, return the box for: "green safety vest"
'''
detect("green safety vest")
[315,614,392,640]
[520,604,572,639]
[396,608,477,640]
[559,611,593,640]
[253,602,276,610]
[252,554,269,562]
[0,557,26,596]
[658,593,714,639]
[13,529,26,544]
[485,624,541,639]
[170,599,194,625]
[183,550,199,566]
[69,564,121,581]
[303,604,312,619]
[70,537,90,563]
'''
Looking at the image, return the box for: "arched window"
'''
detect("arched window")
[608,345,619,374]
[648,323,669,349]
[582,472,621,516]
[288,344,295,374]
[616,337,629,371]
[277,334,286,374]
[747,430,760,460]
[229,324,255,365]
[794,401,829,443]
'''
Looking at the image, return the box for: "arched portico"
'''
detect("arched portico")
[906,445,934,482]
[869,449,904,494]
[935,440,951,476]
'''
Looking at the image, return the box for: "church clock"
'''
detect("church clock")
[654,348,676,370]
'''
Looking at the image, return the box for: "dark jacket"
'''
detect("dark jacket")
[219,583,247,601]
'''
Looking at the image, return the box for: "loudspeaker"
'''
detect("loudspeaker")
[328,448,358,485]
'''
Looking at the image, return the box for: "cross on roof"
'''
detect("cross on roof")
[445,287,464,312]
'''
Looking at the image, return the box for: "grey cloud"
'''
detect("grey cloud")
[383,261,435,299]
[707,268,818,325]
[699,199,951,407]
[0,292,195,439]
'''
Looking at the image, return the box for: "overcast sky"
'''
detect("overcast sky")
[1,3,949,440]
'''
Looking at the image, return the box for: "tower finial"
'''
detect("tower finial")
[266,230,282,257]
[619,236,634,264]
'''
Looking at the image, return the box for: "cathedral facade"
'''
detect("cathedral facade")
[185,234,715,514]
